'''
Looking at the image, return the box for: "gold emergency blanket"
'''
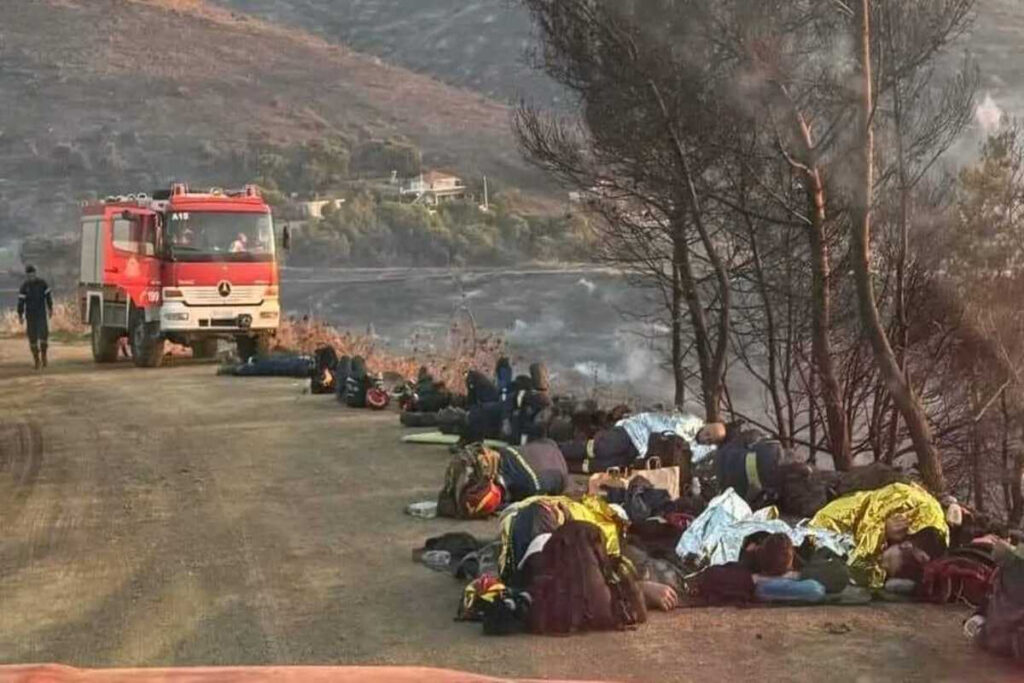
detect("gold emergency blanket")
[810,482,948,588]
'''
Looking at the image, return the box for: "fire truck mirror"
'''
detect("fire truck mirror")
[281,224,291,251]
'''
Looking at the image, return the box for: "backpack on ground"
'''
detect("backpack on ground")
[918,552,995,607]
[646,432,692,494]
[310,345,339,394]
[344,356,369,407]
[437,444,503,519]
[334,355,353,402]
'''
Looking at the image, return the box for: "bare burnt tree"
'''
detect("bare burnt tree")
[873,2,978,464]
[694,0,864,468]
[921,123,1024,517]
[515,0,984,490]
[514,0,735,420]
[709,0,973,480]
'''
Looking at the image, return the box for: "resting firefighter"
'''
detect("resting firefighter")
[17,265,54,370]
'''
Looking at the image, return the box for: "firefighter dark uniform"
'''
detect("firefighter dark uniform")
[18,271,54,368]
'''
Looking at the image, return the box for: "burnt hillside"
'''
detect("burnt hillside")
[0,0,536,238]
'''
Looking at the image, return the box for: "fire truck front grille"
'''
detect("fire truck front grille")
[180,286,263,306]
[210,318,238,328]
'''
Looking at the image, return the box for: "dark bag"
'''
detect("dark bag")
[466,402,504,442]
[466,370,500,406]
[645,432,692,495]
[421,532,483,564]
[334,355,352,402]
[481,591,531,636]
[623,476,673,524]
[799,549,850,594]
[310,345,338,394]
[416,387,452,413]
[918,553,995,607]
[344,356,369,408]
[778,463,829,519]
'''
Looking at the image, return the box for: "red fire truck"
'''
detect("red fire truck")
[78,183,281,367]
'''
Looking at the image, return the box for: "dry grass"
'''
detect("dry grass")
[0,299,87,340]
[0,301,504,387]
[275,315,506,392]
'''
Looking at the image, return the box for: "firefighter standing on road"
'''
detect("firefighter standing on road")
[17,264,54,370]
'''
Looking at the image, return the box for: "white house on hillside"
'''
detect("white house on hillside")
[298,198,346,219]
[401,170,467,205]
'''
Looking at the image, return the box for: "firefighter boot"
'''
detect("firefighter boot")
[30,346,40,370]
[40,342,48,368]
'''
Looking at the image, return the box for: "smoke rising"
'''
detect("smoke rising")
[976,93,1003,134]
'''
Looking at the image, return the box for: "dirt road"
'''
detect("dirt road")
[0,339,1017,681]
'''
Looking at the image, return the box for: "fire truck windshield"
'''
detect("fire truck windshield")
[166,211,275,262]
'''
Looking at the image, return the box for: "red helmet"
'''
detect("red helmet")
[366,387,390,410]
[464,482,503,517]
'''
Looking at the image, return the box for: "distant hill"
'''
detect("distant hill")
[214,0,1024,123]
[0,0,541,239]
[214,0,563,105]
[966,0,1024,117]
[6,0,1024,242]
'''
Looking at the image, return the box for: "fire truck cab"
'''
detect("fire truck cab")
[78,183,281,367]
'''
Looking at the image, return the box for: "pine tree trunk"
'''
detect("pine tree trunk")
[1013,428,1024,525]
[851,0,945,492]
[972,418,986,514]
[807,185,850,469]
[671,260,686,408]
[787,101,850,469]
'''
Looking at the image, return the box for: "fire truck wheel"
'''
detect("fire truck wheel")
[129,311,165,368]
[191,339,219,359]
[235,334,271,362]
[90,308,119,363]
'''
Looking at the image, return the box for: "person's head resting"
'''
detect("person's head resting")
[755,533,795,576]
[697,422,727,445]
[881,526,946,582]
[25,264,37,281]
[881,543,930,582]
